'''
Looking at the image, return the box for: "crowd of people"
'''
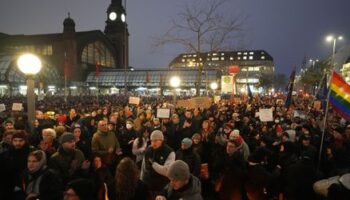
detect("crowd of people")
[0,93,349,200]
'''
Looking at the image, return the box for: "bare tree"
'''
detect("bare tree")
[154,0,245,96]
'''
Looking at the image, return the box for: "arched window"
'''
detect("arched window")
[81,41,116,67]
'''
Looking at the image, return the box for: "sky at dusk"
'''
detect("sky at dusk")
[0,0,349,76]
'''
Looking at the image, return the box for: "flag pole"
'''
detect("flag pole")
[318,70,334,166]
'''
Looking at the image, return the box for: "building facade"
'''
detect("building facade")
[0,0,128,95]
[169,50,275,93]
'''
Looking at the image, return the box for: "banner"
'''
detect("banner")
[177,97,212,109]
[129,97,140,105]
[157,108,170,118]
[259,108,273,122]
[221,75,234,93]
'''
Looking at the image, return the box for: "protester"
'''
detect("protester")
[141,130,175,197]
[155,160,202,200]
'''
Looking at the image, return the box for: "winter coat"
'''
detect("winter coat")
[176,147,201,178]
[141,144,175,192]
[14,167,63,200]
[163,175,203,200]
[49,147,86,184]
[0,144,34,199]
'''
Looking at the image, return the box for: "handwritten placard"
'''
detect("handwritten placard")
[12,103,23,111]
[157,108,170,118]
[128,97,140,105]
[259,108,273,122]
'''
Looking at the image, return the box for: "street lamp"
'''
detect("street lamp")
[17,53,42,126]
[210,82,218,95]
[170,76,180,104]
[326,35,343,68]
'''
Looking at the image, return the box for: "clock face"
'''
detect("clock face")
[121,13,126,22]
[109,12,117,21]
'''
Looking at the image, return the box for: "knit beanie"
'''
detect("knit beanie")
[150,130,164,140]
[181,138,192,149]
[59,132,75,144]
[229,129,240,140]
[167,160,190,181]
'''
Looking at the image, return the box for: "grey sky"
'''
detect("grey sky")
[0,0,349,75]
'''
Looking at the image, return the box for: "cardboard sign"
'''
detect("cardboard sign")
[259,108,273,122]
[128,97,140,105]
[313,101,321,110]
[191,97,212,109]
[0,104,5,112]
[12,103,23,111]
[157,108,170,118]
[177,97,212,109]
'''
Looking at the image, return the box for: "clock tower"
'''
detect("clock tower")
[104,0,129,69]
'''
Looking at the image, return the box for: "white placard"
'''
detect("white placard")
[157,108,170,118]
[129,96,140,105]
[294,110,306,119]
[259,108,273,122]
[221,75,234,93]
[0,104,5,112]
[12,103,23,111]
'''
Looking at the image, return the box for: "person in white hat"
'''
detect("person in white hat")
[140,130,175,198]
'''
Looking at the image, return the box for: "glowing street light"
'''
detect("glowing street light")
[210,82,218,90]
[17,53,42,125]
[326,35,343,68]
[170,76,181,103]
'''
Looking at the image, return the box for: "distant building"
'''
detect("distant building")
[0,0,128,95]
[169,50,275,92]
[342,56,350,83]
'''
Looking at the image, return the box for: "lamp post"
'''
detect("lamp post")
[326,35,343,68]
[17,53,42,126]
[309,59,319,68]
[170,76,180,104]
[210,82,218,96]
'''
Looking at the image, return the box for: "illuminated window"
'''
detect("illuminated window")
[248,67,254,71]
[81,41,116,68]
[237,52,242,55]
[261,56,265,60]
[183,55,187,58]
[221,53,225,56]
[242,68,247,71]
[244,52,248,55]
[249,56,253,60]
[254,67,260,71]
[230,57,234,60]
[238,57,241,60]
[212,53,217,56]
[212,57,219,61]
[181,59,185,62]
[249,52,254,55]
[221,57,225,60]
[243,56,247,60]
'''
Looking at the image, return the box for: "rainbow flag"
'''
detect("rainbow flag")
[329,71,350,120]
